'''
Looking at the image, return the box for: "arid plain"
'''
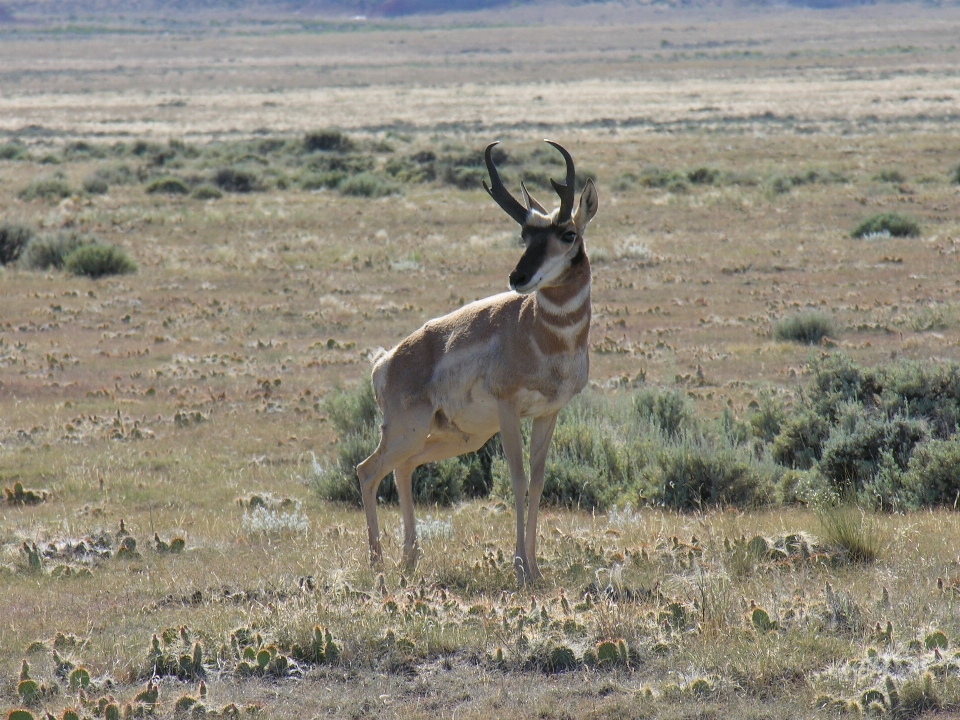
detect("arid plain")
[2,4,960,718]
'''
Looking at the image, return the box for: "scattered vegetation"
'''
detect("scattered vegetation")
[18,175,72,201]
[852,212,921,238]
[0,221,34,265]
[145,176,190,195]
[63,243,137,278]
[19,230,93,270]
[774,310,836,344]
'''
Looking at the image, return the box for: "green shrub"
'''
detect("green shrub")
[816,407,926,507]
[340,172,398,198]
[19,176,72,201]
[304,130,354,153]
[213,167,263,193]
[191,184,223,200]
[687,167,719,185]
[64,243,137,278]
[852,212,920,238]
[633,387,691,438]
[145,176,190,195]
[0,221,34,265]
[655,440,774,510]
[638,165,684,189]
[749,392,786,444]
[19,230,92,270]
[903,439,960,508]
[875,168,906,183]
[64,141,108,160]
[82,175,109,194]
[774,311,836,344]
[772,409,831,470]
[300,171,346,191]
[92,163,136,185]
[0,142,28,160]
[767,174,793,195]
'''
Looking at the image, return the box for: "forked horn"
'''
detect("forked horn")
[483,142,528,225]
[545,139,576,223]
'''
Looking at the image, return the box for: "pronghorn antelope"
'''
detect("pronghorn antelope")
[357,139,598,582]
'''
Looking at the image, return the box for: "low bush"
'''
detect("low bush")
[340,172,398,198]
[300,171,346,191]
[687,167,719,185]
[0,141,28,160]
[902,439,960,508]
[82,175,109,194]
[304,130,354,153]
[633,387,692,438]
[852,212,920,239]
[19,230,92,270]
[92,163,136,185]
[655,440,774,510]
[774,311,836,344]
[64,243,137,278]
[213,167,263,193]
[145,176,190,195]
[875,168,906,183]
[18,175,72,201]
[0,221,34,265]
[191,184,223,200]
[816,504,884,563]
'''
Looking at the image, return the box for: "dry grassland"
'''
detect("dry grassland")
[2,5,960,718]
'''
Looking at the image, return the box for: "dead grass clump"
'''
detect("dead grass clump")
[816,505,884,563]
[774,311,836,344]
[0,221,34,265]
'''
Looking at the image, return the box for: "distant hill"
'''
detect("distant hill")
[0,0,935,22]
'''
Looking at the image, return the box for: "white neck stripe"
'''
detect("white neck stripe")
[537,282,591,316]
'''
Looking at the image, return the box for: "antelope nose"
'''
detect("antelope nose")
[509,269,528,290]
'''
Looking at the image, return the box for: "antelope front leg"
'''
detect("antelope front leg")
[498,400,530,582]
[525,412,559,581]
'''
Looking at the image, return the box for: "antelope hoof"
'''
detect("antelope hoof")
[402,544,421,572]
[369,541,384,569]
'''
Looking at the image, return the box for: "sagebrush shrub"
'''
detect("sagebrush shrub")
[214,167,263,193]
[774,311,836,345]
[655,440,774,510]
[633,387,691,438]
[0,221,34,265]
[304,130,354,153]
[19,176,72,201]
[0,142,28,160]
[340,172,398,198]
[64,243,137,278]
[82,175,109,194]
[191,184,223,200]
[903,439,960,508]
[19,231,92,270]
[145,176,190,195]
[852,212,920,238]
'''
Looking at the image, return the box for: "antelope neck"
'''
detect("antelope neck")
[535,258,591,321]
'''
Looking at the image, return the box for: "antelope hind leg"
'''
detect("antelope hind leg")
[356,406,433,567]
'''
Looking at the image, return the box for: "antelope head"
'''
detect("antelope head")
[483,139,599,294]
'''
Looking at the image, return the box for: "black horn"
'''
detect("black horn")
[545,139,576,223]
[482,142,529,225]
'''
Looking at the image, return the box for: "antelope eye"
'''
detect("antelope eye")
[561,231,578,244]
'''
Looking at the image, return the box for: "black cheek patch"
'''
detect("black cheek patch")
[511,231,551,287]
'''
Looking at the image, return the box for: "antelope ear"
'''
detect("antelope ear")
[573,179,599,233]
